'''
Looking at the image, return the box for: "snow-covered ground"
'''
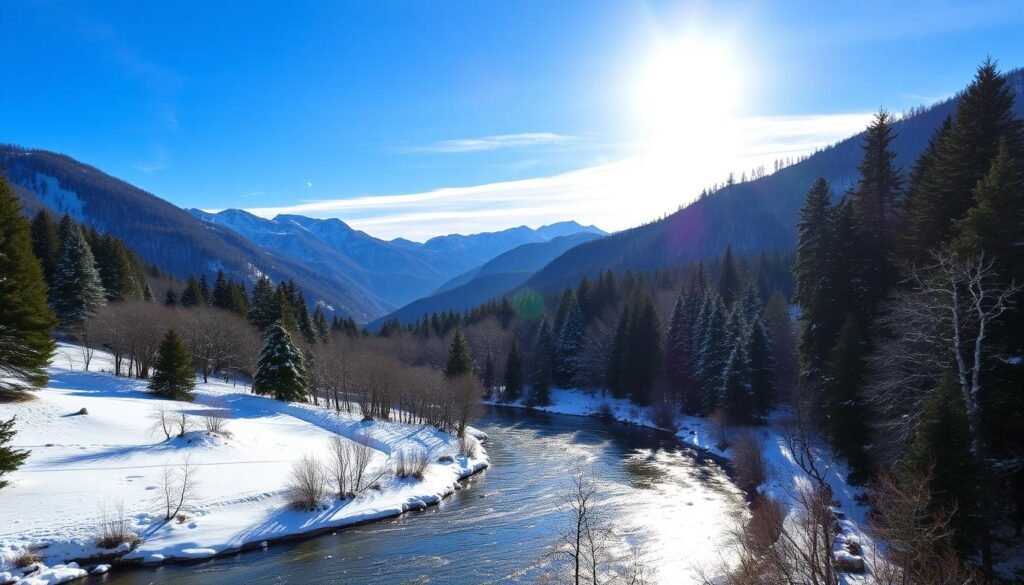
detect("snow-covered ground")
[489,388,876,584]
[0,344,487,583]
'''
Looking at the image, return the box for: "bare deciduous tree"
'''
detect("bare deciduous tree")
[160,455,197,521]
[286,454,327,510]
[149,404,173,441]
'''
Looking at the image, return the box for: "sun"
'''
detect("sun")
[633,37,742,157]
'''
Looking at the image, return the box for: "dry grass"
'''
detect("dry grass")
[458,435,479,459]
[393,447,429,479]
[732,431,770,494]
[14,551,42,568]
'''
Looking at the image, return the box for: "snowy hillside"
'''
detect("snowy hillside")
[0,344,488,581]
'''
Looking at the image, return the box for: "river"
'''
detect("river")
[91,406,745,584]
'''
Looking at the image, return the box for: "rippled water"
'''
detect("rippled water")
[92,406,745,584]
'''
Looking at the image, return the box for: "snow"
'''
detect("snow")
[3,563,87,585]
[0,343,488,576]
[489,387,877,584]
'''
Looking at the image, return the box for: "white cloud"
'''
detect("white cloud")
[401,132,575,154]
[246,113,873,241]
[306,181,313,188]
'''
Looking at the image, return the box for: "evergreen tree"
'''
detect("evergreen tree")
[696,295,727,414]
[529,317,555,406]
[49,223,106,328]
[198,273,210,303]
[851,110,904,312]
[445,329,474,379]
[903,116,953,260]
[313,305,330,343]
[823,315,871,481]
[164,288,178,306]
[554,299,585,387]
[0,417,29,490]
[607,305,631,399]
[717,246,741,307]
[149,329,196,401]
[95,237,142,302]
[748,317,776,415]
[665,294,695,409]
[950,139,1024,264]
[29,209,60,286]
[247,275,277,330]
[253,323,308,401]
[503,342,523,402]
[902,374,977,549]
[0,178,57,395]
[906,59,1024,256]
[793,178,838,389]
[275,286,298,333]
[719,323,755,425]
[623,296,662,406]
[142,281,154,302]
[179,275,206,307]
[211,270,231,309]
[552,288,575,339]
[294,293,317,345]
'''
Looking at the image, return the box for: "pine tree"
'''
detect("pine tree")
[696,295,727,414]
[607,305,631,399]
[906,59,1024,256]
[247,275,277,330]
[748,317,776,415]
[823,315,871,481]
[295,293,317,345]
[794,178,837,389]
[253,323,308,401]
[851,110,904,312]
[198,273,210,304]
[529,317,555,406]
[902,373,976,547]
[0,178,57,395]
[179,275,205,307]
[275,286,298,333]
[665,294,693,408]
[164,288,178,306]
[0,417,29,490]
[29,209,60,286]
[554,299,585,387]
[552,289,575,339]
[719,324,754,425]
[211,270,231,309]
[445,329,474,379]
[717,246,741,308]
[903,116,953,260]
[49,223,106,328]
[149,329,196,401]
[623,296,662,406]
[503,342,523,402]
[313,305,330,343]
[950,139,1023,264]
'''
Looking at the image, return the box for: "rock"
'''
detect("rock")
[834,551,865,574]
[91,564,111,575]
[77,407,88,415]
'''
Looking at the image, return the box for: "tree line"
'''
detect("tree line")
[793,59,1023,576]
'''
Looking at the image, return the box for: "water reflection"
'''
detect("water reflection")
[92,406,744,585]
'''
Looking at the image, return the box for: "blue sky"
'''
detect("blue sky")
[3,1,1024,240]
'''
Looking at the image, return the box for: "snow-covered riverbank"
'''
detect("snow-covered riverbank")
[0,344,488,584]
[489,388,876,584]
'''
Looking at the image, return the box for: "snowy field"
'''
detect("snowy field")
[0,344,488,584]
[490,388,876,584]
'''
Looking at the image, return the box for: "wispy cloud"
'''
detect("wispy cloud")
[400,132,575,154]
[246,113,873,241]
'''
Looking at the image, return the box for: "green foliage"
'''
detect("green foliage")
[253,323,308,401]
[49,222,106,328]
[824,315,871,482]
[554,298,585,387]
[149,329,196,401]
[445,329,474,379]
[0,178,56,395]
[0,416,30,490]
[529,317,555,406]
[29,209,60,285]
[247,275,277,331]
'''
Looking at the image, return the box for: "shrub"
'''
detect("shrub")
[458,435,480,459]
[97,500,140,549]
[651,401,678,432]
[201,410,231,436]
[286,455,327,510]
[393,447,429,479]
[14,551,41,568]
[732,431,769,494]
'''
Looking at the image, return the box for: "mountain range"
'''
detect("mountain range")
[4,67,1021,325]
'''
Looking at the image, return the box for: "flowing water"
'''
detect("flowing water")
[92,406,745,584]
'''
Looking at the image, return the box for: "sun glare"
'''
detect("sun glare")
[634,37,741,158]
